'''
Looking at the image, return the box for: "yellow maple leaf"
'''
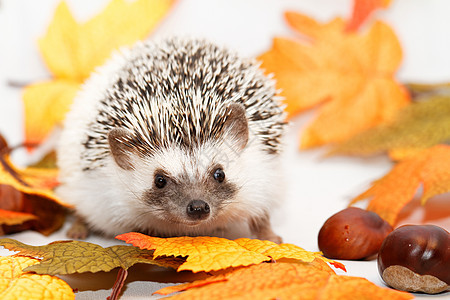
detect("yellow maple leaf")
[351,145,450,225]
[23,80,80,148]
[116,233,346,273]
[0,238,185,300]
[23,0,175,145]
[0,238,182,274]
[258,12,410,149]
[0,256,74,300]
[154,262,413,300]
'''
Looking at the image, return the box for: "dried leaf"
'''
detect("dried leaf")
[23,0,174,145]
[329,95,450,159]
[0,256,74,299]
[0,238,184,300]
[0,136,68,235]
[346,0,392,31]
[259,12,409,149]
[116,233,345,273]
[154,262,413,300]
[0,238,182,275]
[351,145,450,225]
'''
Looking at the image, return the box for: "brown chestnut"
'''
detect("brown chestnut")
[318,207,393,260]
[378,224,449,294]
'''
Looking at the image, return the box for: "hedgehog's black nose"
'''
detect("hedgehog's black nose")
[186,200,210,220]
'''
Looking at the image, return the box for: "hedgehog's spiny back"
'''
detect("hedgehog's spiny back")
[81,38,285,170]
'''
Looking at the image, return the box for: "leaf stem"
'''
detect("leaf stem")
[6,79,31,88]
[0,141,40,187]
[108,268,128,300]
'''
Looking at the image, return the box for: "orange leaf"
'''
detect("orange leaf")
[351,145,450,225]
[0,135,69,235]
[23,0,175,145]
[0,158,65,207]
[259,12,409,148]
[0,256,74,299]
[0,209,36,226]
[346,0,392,31]
[154,262,413,299]
[116,233,345,273]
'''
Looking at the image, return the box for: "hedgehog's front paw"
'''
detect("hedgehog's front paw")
[250,214,283,244]
[268,233,283,244]
[66,216,90,239]
[257,231,283,244]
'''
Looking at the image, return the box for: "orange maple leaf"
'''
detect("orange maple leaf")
[0,256,74,299]
[154,262,413,299]
[258,12,410,148]
[116,233,345,273]
[346,0,392,31]
[23,0,175,146]
[351,145,450,225]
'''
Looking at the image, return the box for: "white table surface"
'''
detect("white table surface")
[0,0,449,299]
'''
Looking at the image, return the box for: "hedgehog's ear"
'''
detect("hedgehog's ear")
[223,103,249,152]
[108,128,136,170]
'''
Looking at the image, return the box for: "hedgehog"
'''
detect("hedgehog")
[56,37,286,243]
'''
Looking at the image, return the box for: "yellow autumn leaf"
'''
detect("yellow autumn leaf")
[0,256,74,300]
[39,0,175,79]
[23,0,175,145]
[233,238,343,270]
[0,238,183,274]
[116,233,346,273]
[23,80,80,147]
[0,238,185,299]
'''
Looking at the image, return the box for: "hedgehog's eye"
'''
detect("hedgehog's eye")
[154,174,167,188]
[213,168,225,183]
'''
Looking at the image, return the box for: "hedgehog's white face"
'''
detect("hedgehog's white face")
[107,103,256,234]
[136,143,244,228]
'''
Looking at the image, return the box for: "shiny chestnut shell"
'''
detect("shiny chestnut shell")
[318,207,393,260]
[378,225,449,286]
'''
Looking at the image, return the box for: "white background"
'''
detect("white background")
[0,0,449,299]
